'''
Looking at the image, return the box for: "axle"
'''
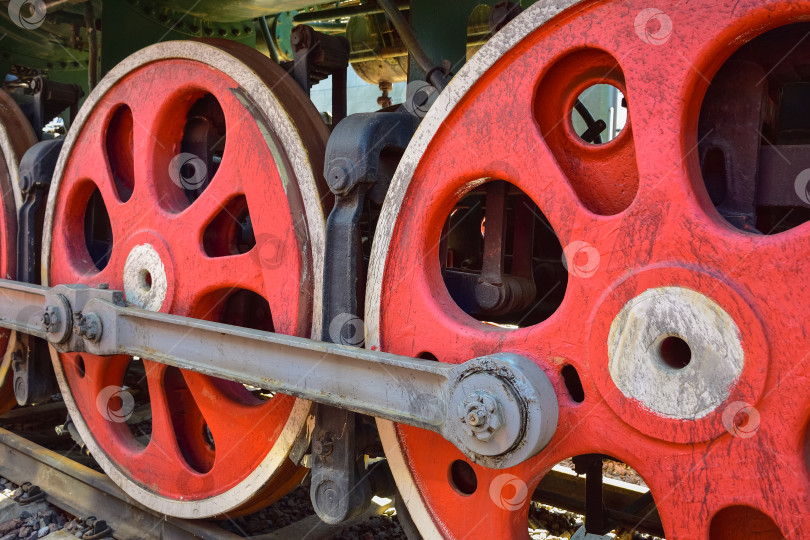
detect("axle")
[0,279,557,469]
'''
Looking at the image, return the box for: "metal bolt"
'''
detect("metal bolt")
[327,164,350,193]
[458,391,504,442]
[73,312,102,342]
[466,408,487,427]
[312,435,334,457]
[41,306,59,333]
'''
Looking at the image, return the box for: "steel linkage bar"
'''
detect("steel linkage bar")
[0,280,558,469]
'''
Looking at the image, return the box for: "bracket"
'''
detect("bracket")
[12,140,63,406]
[290,25,350,124]
[311,111,420,523]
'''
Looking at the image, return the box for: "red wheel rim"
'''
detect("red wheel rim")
[368,1,810,538]
[43,41,329,517]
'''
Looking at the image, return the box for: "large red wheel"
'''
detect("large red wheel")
[367,1,810,538]
[43,40,330,517]
[0,90,37,414]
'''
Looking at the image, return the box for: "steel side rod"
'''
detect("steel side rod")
[94,298,452,431]
[0,280,558,468]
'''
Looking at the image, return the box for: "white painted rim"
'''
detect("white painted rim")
[0,89,37,210]
[364,1,586,537]
[42,41,327,518]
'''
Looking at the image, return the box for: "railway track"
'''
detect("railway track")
[0,415,662,540]
[0,426,240,540]
[0,409,408,540]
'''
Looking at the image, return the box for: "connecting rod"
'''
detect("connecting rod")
[0,280,558,469]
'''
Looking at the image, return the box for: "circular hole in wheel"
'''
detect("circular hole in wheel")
[122,357,151,447]
[192,288,276,403]
[698,22,810,234]
[533,48,637,215]
[571,84,627,145]
[138,269,152,292]
[709,506,784,539]
[105,105,135,202]
[439,180,566,327]
[157,93,227,212]
[202,195,256,257]
[448,460,477,496]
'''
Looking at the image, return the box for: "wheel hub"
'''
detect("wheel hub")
[607,286,744,419]
[123,243,169,312]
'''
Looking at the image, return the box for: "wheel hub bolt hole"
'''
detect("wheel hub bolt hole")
[139,269,152,292]
[658,335,692,369]
[449,460,477,496]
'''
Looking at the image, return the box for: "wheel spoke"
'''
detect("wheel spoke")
[141,360,186,465]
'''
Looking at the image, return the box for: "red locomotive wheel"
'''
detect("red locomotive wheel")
[43,41,330,517]
[0,90,37,414]
[367,0,810,538]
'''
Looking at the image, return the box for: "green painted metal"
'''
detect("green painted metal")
[271,11,297,61]
[409,0,539,82]
[101,0,257,75]
[0,5,91,71]
[0,0,548,125]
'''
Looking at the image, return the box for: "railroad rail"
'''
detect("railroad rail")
[0,427,241,540]
[0,422,663,539]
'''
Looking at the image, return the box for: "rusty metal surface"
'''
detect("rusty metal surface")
[0,427,241,540]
